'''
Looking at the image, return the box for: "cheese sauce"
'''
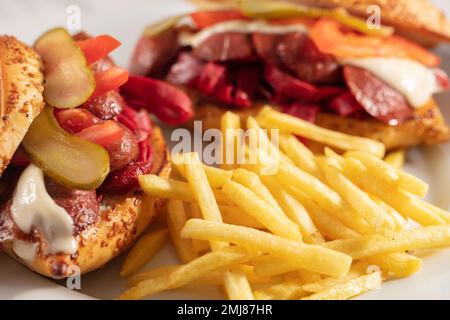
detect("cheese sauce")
[11,164,77,260]
[180,19,309,47]
[341,58,440,108]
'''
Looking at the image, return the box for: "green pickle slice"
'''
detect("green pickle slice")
[22,106,110,190]
[239,0,394,37]
[34,28,96,109]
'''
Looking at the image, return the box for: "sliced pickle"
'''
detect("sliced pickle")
[239,0,394,37]
[22,106,110,190]
[143,16,181,37]
[34,28,95,109]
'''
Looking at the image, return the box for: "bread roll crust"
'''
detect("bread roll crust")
[290,0,450,46]
[0,36,44,175]
[2,125,171,278]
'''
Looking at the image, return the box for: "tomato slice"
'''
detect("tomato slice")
[310,19,440,67]
[55,108,99,134]
[90,66,129,100]
[76,120,124,148]
[190,10,248,28]
[76,35,121,65]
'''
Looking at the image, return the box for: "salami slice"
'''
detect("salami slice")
[343,66,413,125]
[192,32,254,62]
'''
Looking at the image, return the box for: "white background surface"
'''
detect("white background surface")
[2,0,450,300]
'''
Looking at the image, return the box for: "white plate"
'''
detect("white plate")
[2,0,450,300]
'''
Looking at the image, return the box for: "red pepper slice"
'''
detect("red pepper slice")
[54,108,100,134]
[77,35,121,65]
[191,10,247,28]
[90,66,129,100]
[310,19,440,67]
[76,120,124,148]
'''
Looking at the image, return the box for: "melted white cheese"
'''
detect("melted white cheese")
[180,19,309,47]
[11,164,77,256]
[341,57,440,108]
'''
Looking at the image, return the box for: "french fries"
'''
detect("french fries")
[256,106,385,158]
[343,158,445,226]
[183,152,227,251]
[166,200,197,263]
[181,219,352,277]
[220,205,266,229]
[221,180,301,240]
[172,154,232,188]
[189,203,210,254]
[279,133,320,178]
[254,279,307,300]
[384,149,405,169]
[138,174,229,204]
[221,111,242,170]
[261,175,324,244]
[120,228,169,277]
[223,270,255,300]
[301,271,383,300]
[119,246,250,300]
[321,158,396,236]
[291,188,359,240]
[325,225,450,259]
[127,105,450,300]
[345,151,428,197]
[366,253,422,278]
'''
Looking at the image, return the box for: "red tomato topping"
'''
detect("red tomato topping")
[76,120,124,148]
[90,67,129,100]
[190,10,247,28]
[310,19,440,67]
[77,35,121,65]
[54,108,100,134]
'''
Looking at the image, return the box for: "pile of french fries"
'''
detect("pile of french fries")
[119,106,450,300]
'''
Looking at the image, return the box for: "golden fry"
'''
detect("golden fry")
[343,158,444,226]
[384,149,405,169]
[261,175,324,244]
[181,219,352,277]
[257,106,385,158]
[139,174,229,204]
[189,203,210,254]
[292,188,359,240]
[301,271,382,300]
[366,253,422,278]
[220,205,266,229]
[172,154,232,188]
[325,225,450,259]
[119,246,249,300]
[120,228,168,277]
[279,133,321,177]
[221,111,241,170]
[223,270,254,300]
[166,200,197,263]
[346,151,428,197]
[254,279,307,300]
[183,152,228,250]
[321,158,396,236]
[221,180,301,240]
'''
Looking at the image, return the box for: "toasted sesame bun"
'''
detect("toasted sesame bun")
[2,125,171,278]
[290,0,450,47]
[0,36,44,175]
